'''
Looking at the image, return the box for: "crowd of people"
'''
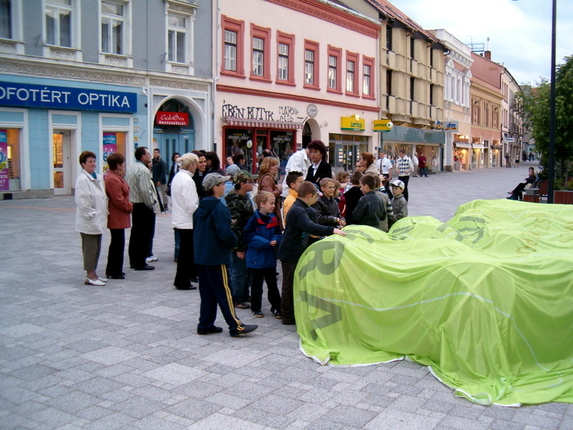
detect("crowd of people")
[74,142,418,336]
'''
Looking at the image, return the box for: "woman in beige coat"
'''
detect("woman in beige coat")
[75,151,107,286]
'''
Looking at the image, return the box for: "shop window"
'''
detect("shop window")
[270,131,294,175]
[0,128,20,191]
[226,129,254,172]
[102,132,126,171]
[304,40,319,90]
[45,0,74,47]
[221,16,244,77]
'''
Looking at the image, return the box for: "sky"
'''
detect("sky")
[392,0,573,86]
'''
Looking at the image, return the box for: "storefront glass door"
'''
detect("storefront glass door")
[53,130,71,195]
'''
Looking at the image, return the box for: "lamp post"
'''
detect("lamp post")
[547,0,557,203]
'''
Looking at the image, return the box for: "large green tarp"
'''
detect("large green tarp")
[294,199,573,406]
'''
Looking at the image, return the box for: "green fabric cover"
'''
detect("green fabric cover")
[295,199,573,406]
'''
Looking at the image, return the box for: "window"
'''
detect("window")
[327,46,342,93]
[46,0,73,47]
[386,70,393,110]
[101,1,124,55]
[224,30,237,71]
[168,13,186,63]
[221,16,244,77]
[386,25,392,51]
[0,0,12,39]
[276,31,294,85]
[250,25,270,80]
[362,56,375,98]
[345,51,359,96]
[410,37,415,60]
[303,40,319,89]
[252,37,264,76]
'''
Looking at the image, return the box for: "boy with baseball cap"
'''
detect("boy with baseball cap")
[389,179,408,227]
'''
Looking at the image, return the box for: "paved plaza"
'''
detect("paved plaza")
[2,162,572,430]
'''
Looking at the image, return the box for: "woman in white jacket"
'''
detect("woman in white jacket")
[75,151,107,286]
[171,152,200,290]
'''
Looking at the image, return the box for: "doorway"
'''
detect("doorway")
[155,132,195,164]
[52,130,72,195]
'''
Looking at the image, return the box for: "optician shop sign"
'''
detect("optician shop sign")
[0,81,137,113]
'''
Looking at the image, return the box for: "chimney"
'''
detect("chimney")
[484,50,491,60]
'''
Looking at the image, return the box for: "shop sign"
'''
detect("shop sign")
[156,111,189,126]
[0,81,137,113]
[341,116,365,131]
[0,130,8,191]
[434,120,458,131]
[373,119,393,132]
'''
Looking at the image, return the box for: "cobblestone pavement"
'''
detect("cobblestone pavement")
[2,162,572,430]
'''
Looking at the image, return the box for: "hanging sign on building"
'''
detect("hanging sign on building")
[156,111,189,126]
[0,81,137,113]
[434,120,458,131]
[341,116,365,131]
[373,119,394,132]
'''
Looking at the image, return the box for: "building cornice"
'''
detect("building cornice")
[217,84,380,112]
[265,0,380,38]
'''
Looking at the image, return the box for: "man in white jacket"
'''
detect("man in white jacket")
[281,141,311,198]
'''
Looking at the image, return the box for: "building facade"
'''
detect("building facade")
[469,52,504,170]
[430,29,473,172]
[500,68,524,166]
[216,0,380,175]
[0,0,213,199]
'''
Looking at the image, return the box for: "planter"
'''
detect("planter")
[554,190,573,204]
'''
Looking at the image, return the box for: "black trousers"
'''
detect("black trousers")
[106,228,125,277]
[251,267,281,313]
[280,261,298,324]
[398,175,410,201]
[197,264,243,333]
[129,203,155,268]
[173,228,197,289]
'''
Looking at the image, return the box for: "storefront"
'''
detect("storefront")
[0,77,141,199]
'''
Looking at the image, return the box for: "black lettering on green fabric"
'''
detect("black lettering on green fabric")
[298,240,346,279]
[300,291,342,340]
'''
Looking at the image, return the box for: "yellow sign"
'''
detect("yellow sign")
[373,119,394,132]
[341,116,365,131]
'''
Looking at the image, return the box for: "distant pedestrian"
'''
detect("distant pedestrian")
[395,149,413,201]
[193,173,258,337]
[104,153,132,280]
[505,152,511,168]
[75,151,107,286]
[418,154,428,177]
[152,148,168,210]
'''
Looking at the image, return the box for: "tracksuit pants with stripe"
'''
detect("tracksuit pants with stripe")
[197,264,244,333]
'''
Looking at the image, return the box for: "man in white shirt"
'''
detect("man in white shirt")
[281,142,311,198]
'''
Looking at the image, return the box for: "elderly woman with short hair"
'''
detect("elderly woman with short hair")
[75,151,108,286]
[171,152,200,290]
[104,153,133,279]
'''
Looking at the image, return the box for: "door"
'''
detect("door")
[53,130,71,195]
[156,132,195,163]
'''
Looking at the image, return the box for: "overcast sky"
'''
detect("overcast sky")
[392,0,573,86]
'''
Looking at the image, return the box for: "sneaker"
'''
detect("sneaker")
[273,310,282,319]
[234,302,250,309]
[146,255,158,263]
[252,310,264,318]
[197,326,223,335]
[230,324,258,337]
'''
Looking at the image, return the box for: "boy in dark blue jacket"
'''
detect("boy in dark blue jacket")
[276,182,346,325]
[193,173,257,337]
[243,191,282,319]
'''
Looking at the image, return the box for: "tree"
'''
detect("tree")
[518,56,573,187]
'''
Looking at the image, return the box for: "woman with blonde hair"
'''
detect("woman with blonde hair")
[258,156,284,231]
[356,152,378,176]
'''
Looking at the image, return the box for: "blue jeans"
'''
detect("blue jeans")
[230,252,250,303]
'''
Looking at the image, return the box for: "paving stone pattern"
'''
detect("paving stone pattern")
[2,162,572,429]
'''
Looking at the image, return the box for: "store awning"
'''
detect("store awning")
[454,142,472,148]
[223,117,304,130]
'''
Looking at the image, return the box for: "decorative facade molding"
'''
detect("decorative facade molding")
[165,0,198,15]
[265,0,379,38]
[149,77,209,92]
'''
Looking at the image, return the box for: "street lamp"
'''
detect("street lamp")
[513,0,557,202]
